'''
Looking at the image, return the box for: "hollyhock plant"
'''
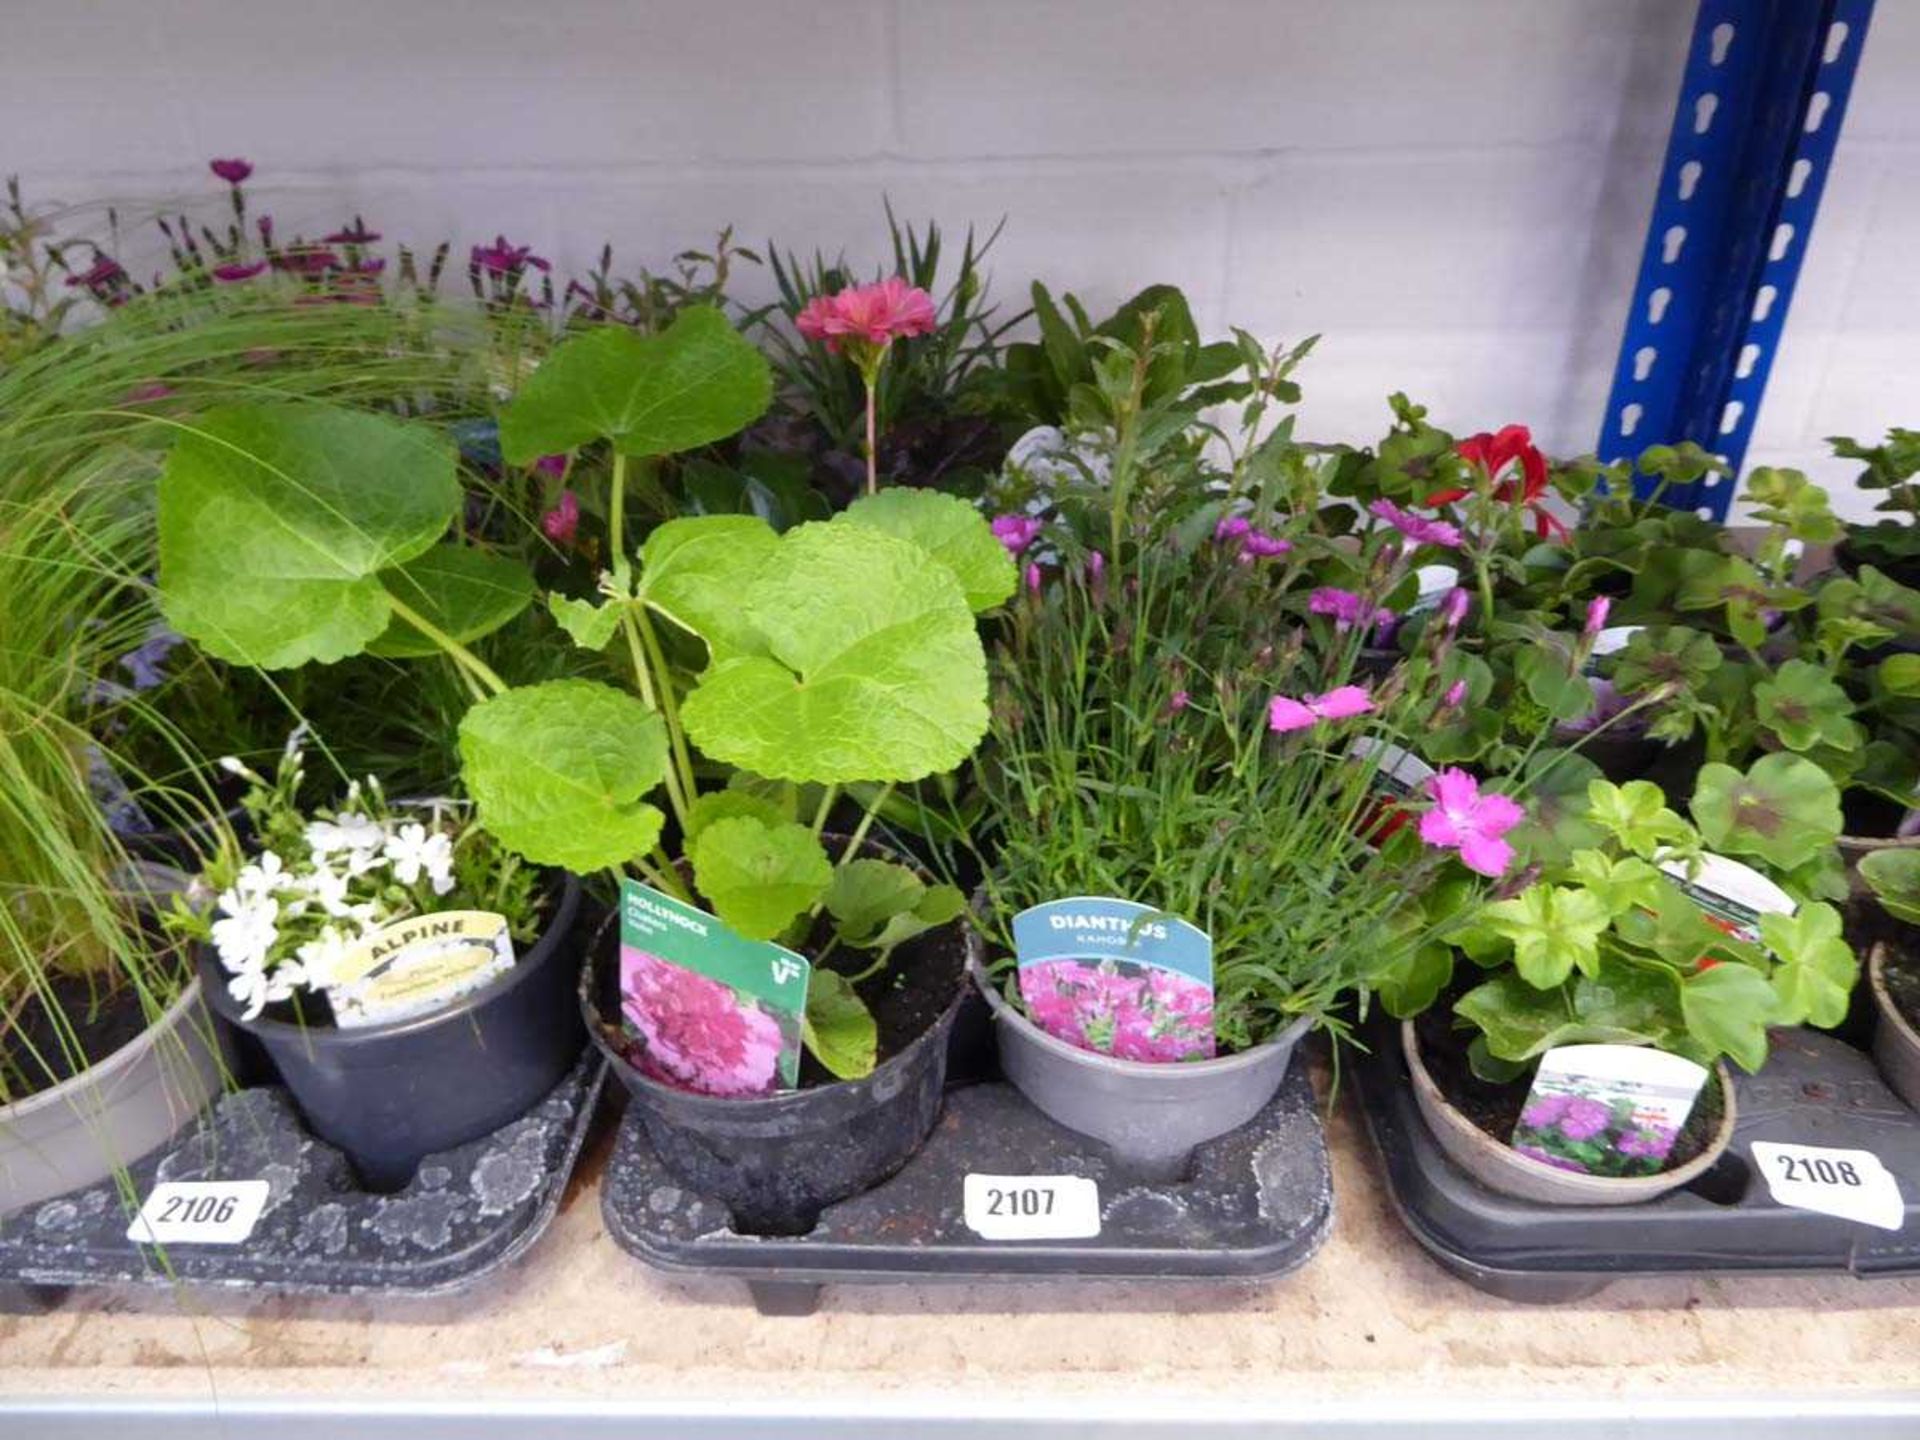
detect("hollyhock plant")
[1417,768,1524,877]
[794,276,937,495]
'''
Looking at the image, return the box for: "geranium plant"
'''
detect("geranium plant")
[155,306,1011,1079]
[1831,427,1920,583]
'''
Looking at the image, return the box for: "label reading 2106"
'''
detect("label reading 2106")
[962,1174,1101,1240]
[126,1180,272,1246]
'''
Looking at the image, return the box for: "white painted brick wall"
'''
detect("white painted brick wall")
[4,0,1913,519]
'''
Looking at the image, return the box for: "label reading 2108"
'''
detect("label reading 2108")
[962,1173,1101,1240]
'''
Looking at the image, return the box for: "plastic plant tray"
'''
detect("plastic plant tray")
[601,1027,1334,1316]
[0,1054,604,1304]
[1351,1018,1920,1302]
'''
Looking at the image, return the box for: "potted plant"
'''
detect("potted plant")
[163,733,578,1191]
[1389,769,1856,1205]
[1859,850,1920,1112]
[1829,428,1920,589]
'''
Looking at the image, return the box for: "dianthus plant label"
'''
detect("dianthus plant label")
[127,1180,271,1246]
[1659,851,1795,946]
[1511,1044,1710,1180]
[327,911,515,1030]
[618,879,808,1096]
[963,1174,1102,1241]
[1750,1142,1905,1231]
[1012,898,1214,1062]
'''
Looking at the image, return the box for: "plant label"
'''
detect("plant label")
[1349,736,1434,801]
[127,1180,271,1246]
[326,910,515,1029]
[963,1173,1101,1240]
[1511,1044,1710,1179]
[1660,851,1796,946]
[1012,897,1214,1062]
[1751,1142,1905,1231]
[1584,625,1643,676]
[1406,564,1461,615]
[617,879,808,1096]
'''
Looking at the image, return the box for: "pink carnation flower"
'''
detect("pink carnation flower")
[1268,684,1375,733]
[794,276,936,354]
[1369,498,1462,549]
[621,948,785,1097]
[991,514,1044,555]
[1417,768,1525,877]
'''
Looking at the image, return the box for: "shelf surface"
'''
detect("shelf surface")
[3,1079,1920,1436]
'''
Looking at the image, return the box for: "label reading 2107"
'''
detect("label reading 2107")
[962,1174,1101,1240]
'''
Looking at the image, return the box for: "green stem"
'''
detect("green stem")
[385,594,509,695]
[635,606,700,815]
[634,852,692,904]
[863,375,879,497]
[811,783,840,839]
[608,449,690,831]
[840,782,894,864]
[609,452,630,576]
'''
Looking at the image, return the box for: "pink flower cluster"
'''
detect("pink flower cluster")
[621,948,786,1097]
[1214,514,1293,563]
[1309,587,1394,634]
[795,276,937,354]
[1020,959,1214,1063]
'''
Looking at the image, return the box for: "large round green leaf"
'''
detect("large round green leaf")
[459,679,668,872]
[157,403,458,667]
[689,816,832,942]
[1691,754,1842,871]
[369,544,535,658]
[636,514,781,664]
[679,522,989,784]
[836,489,1017,612]
[497,307,771,463]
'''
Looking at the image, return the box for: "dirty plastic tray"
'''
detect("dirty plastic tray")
[1352,1019,1920,1301]
[602,1016,1334,1315]
[0,1054,603,1305]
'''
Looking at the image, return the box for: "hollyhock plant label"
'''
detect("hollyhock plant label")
[617,880,808,1097]
[1012,898,1214,1062]
[1511,1044,1710,1179]
[1660,851,1795,946]
[327,911,516,1030]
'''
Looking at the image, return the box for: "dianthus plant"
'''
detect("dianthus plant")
[166,730,542,1021]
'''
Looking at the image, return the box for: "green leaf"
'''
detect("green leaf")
[802,969,878,1081]
[1456,960,1679,1062]
[1880,654,1920,697]
[1860,849,1920,926]
[1761,903,1858,1028]
[1587,779,1692,859]
[636,514,781,664]
[1680,963,1779,1072]
[689,816,833,942]
[1754,659,1858,752]
[1506,750,1605,867]
[1567,850,1665,918]
[369,544,534,658]
[836,489,1017,612]
[1515,643,1594,723]
[497,307,772,463]
[549,591,624,651]
[1691,754,1843,871]
[1610,625,1721,697]
[680,522,990,784]
[686,790,794,843]
[459,679,668,871]
[157,403,458,667]
[1478,884,1612,987]
[864,882,966,951]
[1373,941,1453,1019]
[824,859,925,942]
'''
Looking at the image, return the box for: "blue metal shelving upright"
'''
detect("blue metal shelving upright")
[1598,0,1875,517]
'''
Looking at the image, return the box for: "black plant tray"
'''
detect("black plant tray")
[601,1012,1334,1316]
[1352,1018,1920,1302]
[0,1054,604,1304]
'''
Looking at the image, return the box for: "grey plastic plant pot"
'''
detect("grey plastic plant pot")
[969,946,1313,1182]
[1870,942,1920,1113]
[586,914,968,1237]
[1400,1019,1736,1206]
[0,978,223,1218]
[199,874,585,1192]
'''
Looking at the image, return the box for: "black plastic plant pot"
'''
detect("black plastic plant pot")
[198,874,585,1191]
[584,912,968,1237]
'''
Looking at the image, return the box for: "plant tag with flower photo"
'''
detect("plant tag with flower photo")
[618,879,808,1096]
[1660,851,1796,946]
[1012,897,1214,1062]
[325,911,516,1029]
[1512,1044,1710,1180]
[1750,1142,1906,1231]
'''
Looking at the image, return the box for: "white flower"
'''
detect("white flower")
[294,928,353,988]
[385,822,455,894]
[301,862,356,917]
[226,964,271,1021]
[281,721,312,762]
[232,851,291,901]
[305,812,385,858]
[211,897,278,975]
[217,755,263,783]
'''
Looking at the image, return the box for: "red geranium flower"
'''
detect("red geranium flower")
[1429,423,1567,541]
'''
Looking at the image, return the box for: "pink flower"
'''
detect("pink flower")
[794,276,937,354]
[211,260,267,283]
[1369,498,1462,549]
[209,157,253,185]
[1417,769,1525,878]
[1310,587,1393,634]
[621,948,786,1097]
[1441,680,1467,710]
[1268,685,1375,733]
[991,514,1044,555]
[1169,690,1191,714]
[1087,550,1106,586]
[1215,515,1252,542]
[1025,562,1043,595]
[533,453,569,480]
[471,236,549,275]
[1214,513,1291,562]
[1583,595,1611,638]
[1439,586,1472,632]
[541,489,580,545]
